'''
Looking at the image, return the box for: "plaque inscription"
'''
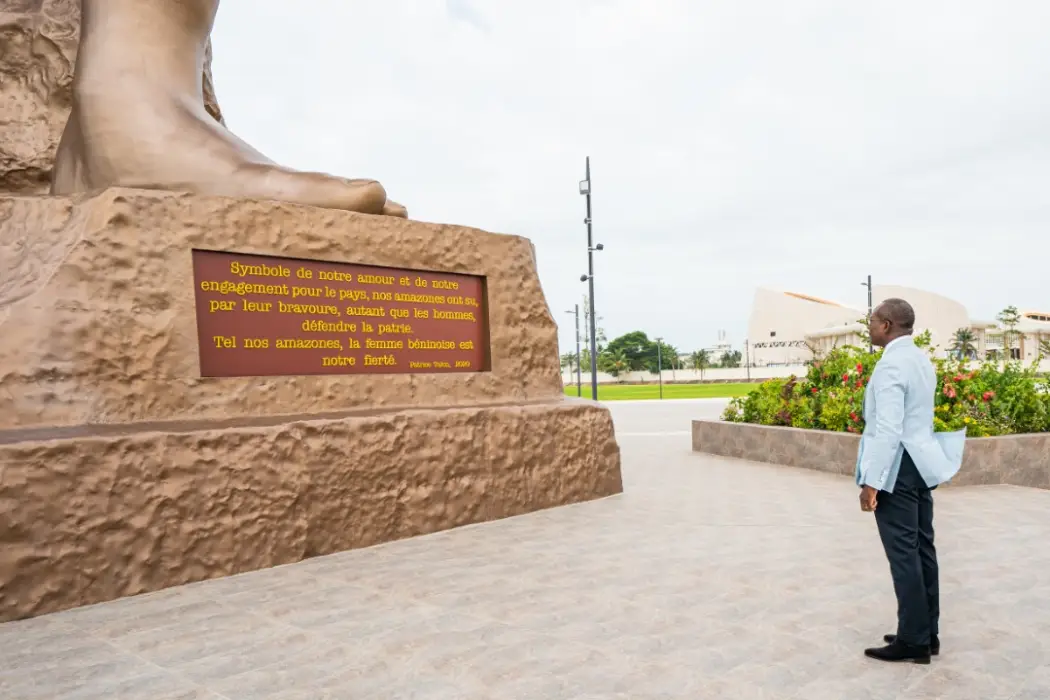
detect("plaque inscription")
[192,250,490,377]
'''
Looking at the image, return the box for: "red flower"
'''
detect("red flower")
[842,373,849,383]
[954,374,963,382]
[811,387,818,394]
[846,426,856,433]
[856,363,864,373]
[855,380,863,389]
[943,387,957,399]
[982,391,995,402]
[850,412,859,422]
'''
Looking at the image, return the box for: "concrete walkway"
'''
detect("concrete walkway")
[2,399,1048,699]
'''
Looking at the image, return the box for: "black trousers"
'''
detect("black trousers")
[874,450,939,646]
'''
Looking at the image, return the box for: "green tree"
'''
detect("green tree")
[913,329,934,355]
[598,349,630,378]
[856,316,872,347]
[950,328,978,360]
[644,340,679,373]
[1040,337,1050,358]
[603,331,653,371]
[690,350,711,379]
[997,306,1022,361]
[719,349,743,368]
[576,326,607,371]
[560,352,576,370]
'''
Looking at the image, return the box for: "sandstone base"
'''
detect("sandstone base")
[0,189,623,622]
[0,399,622,622]
[0,189,566,427]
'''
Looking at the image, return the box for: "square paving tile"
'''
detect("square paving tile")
[2,400,1048,698]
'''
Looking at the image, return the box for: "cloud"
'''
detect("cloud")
[445,0,490,31]
[211,0,1050,355]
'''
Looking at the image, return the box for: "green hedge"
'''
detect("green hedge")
[722,337,1050,437]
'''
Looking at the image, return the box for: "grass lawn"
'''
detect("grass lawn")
[562,382,757,401]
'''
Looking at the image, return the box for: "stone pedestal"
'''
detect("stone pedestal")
[0,190,622,621]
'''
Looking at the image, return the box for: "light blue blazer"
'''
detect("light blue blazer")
[855,335,966,493]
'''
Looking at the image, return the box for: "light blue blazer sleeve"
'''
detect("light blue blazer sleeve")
[856,364,906,491]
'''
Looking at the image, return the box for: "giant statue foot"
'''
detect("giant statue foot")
[50,0,407,218]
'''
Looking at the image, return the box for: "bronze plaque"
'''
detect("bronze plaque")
[191,249,490,377]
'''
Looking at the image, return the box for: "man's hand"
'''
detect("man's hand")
[860,486,879,512]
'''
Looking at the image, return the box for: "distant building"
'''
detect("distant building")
[703,330,734,365]
[680,331,734,367]
[746,286,1049,366]
[747,289,859,366]
[978,311,1050,361]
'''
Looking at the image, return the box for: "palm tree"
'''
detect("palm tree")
[997,306,1022,361]
[1040,337,1050,358]
[720,350,743,369]
[598,349,630,379]
[950,328,978,360]
[689,349,711,380]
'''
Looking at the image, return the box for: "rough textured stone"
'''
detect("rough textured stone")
[0,400,623,622]
[0,188,624,621]
[0,189,564,428]
[692,419,1050,489]
[0,2,223,194]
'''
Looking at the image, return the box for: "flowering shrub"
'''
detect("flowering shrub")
[722,341,1050,437]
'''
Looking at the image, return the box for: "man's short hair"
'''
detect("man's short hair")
[877,298,915,332]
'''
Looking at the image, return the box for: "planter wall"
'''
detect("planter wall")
[692,420,1050,490]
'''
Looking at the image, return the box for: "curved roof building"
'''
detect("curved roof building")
[872,285,970,357]
[747,288,861,366]
[746,284,1048,366]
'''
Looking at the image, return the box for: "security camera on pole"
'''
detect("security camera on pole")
[578,156,603,401]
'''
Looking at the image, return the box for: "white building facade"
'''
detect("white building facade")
[747,285,1050,366]
[747,288,863,367]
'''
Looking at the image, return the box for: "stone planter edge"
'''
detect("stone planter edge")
[691,420,1050,490]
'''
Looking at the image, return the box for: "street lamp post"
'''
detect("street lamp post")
[579,156,602,401]
[744,339,751,381]
[862,275,873,352]
[565,305,582,397]
[656,337,664,400]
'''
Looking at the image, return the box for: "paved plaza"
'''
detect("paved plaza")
[2,399,1048,699]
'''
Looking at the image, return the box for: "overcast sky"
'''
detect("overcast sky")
[212,0,1050,355]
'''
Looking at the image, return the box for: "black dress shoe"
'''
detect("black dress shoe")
[884,634,939,655]
[864,640,931,664]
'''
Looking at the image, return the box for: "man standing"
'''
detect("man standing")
[856,299,966,664]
